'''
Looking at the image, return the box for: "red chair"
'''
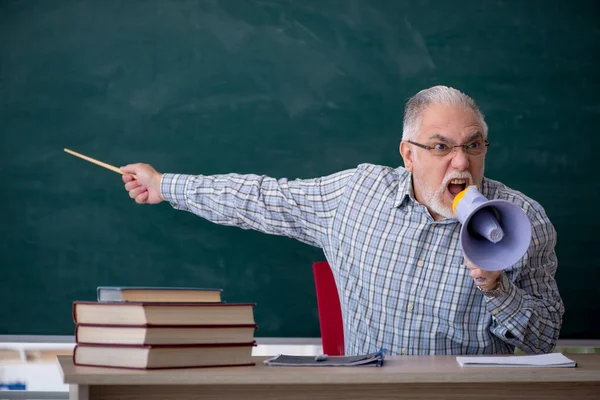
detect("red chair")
[312,260,345,356]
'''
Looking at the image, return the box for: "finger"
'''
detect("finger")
[135,191,149,204]
[122,174,133,183]
[474,269,502,282]
[464,257,478,270]
[129,186,147,199]
[120,163,143,174]
[469,268,483,279]
[120,164,135,174]
[125,180,141,191]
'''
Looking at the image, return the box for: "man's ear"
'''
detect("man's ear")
[400,141,413,172]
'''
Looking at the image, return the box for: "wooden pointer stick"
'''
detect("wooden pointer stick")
[63,148,137,179]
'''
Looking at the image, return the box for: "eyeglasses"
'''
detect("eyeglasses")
[406,139,490,157]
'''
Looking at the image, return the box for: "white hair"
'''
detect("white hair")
[401,86,488,141]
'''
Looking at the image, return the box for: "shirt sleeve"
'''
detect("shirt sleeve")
[484,206,564,354]
[159,169,355,248]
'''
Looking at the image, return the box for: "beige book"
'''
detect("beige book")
[73,342,255,369]
[76,324,257,345]
[73,301,255,326]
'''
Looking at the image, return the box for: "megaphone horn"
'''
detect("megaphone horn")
[452,186,532,271]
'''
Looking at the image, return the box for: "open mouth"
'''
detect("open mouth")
[447,178,469,198]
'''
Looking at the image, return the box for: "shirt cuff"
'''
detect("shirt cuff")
[484,274,523,333]
[160,173,192,209]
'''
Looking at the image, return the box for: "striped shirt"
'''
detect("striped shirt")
[161,163,564,355]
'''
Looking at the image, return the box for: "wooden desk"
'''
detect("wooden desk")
[58,354,600,400]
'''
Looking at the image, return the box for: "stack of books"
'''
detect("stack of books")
[72,287,257,369]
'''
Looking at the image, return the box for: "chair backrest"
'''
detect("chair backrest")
[312,260,345,356]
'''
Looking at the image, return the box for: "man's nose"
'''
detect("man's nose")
[451,146,470,170]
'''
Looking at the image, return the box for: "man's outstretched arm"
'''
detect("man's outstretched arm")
[120,163,354,247]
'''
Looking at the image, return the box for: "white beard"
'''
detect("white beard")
[415,171,476,219]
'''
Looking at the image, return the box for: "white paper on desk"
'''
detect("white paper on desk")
[456,353,577,368]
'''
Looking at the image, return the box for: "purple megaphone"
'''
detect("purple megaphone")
[452,186,532,271]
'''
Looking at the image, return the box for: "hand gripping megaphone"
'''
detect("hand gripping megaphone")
[452,186,532,271]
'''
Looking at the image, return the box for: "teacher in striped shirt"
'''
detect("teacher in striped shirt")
[121,86,564,355]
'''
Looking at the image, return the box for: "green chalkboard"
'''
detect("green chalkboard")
[1,0,598,339]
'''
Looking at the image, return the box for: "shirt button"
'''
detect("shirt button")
[401,348,408,355]
[417,260,424,267]
[407,303,414,311]
[491,309,500,316]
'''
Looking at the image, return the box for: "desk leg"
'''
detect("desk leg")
[70,384,89,400]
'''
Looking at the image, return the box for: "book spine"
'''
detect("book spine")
[72,345,78,365]
[72,303,78,323]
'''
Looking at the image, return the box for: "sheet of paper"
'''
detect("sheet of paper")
[456,352,577,368]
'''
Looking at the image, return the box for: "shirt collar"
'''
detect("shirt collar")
[479,176,491,198]
[393,168,414,208]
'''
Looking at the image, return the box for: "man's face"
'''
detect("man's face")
[400,104,486,220]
